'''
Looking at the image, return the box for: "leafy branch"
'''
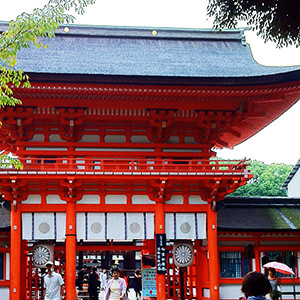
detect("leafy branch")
[207,0,300,47]
[0,0,96,168]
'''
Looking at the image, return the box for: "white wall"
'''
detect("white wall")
[220,284,244,299]
[288,168,300,197]
[0,287,9,300]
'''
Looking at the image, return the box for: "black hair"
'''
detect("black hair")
[111,267,120,274]
[241,271,271,297]
[268,268,276,275]
[135,269,141,275]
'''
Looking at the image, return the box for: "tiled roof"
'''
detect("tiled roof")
[281,159,300,190]
[217,197,300,231]
[0,23,299,84]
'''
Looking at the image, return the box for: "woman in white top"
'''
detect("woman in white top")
[105,267,127,300]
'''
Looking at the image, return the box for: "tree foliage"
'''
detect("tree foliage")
[0,0,95,167]
[229,160,293,197]
[207,0,300,47]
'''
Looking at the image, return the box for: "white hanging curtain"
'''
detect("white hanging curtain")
[76,212,155,240]
[22,212,66,240]
[165,213,206,240]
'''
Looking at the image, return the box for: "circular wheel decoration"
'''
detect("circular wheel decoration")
[33,245,51,267]
[173,243,194,267]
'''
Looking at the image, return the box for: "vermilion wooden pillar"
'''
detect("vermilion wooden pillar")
[254,235,260,272]
[65,201,77,300]
[155,201,167,300]
[207,204,220,300]
[10,203,21,300]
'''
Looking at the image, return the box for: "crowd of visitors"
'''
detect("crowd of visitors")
[75,266,142,300]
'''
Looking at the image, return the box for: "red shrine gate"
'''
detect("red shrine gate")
[1,24,300,300]
[1,83,254,300]
[2,80,299,300]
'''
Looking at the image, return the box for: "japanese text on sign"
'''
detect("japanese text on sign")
[156,233,166,274]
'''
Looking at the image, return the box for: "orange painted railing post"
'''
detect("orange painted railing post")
[10,202,21,300]
[207,202,220,300]
[65,200,77,300]
[155,200,167,300]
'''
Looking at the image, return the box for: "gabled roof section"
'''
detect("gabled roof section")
[281,159,300,190]
[217,196,300,231]
[1,22,299,85]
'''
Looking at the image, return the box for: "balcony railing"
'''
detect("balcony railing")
[15,157,251,175]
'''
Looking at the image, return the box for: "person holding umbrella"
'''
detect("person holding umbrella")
[263,261,296,300]
[267,268,281,300]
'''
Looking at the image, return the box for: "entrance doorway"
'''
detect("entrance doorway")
[24,240,201,300]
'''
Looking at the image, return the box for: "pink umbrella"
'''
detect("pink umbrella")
[263,261,295,275]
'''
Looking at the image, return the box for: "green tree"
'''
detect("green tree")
[230,160,293,197]
[207,0,300,47]
[0,0,95,167]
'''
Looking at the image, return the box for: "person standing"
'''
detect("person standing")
[43,261,64,300]
[100,268,107,291]
[105,267,127,300]
[88,266,100,300]
[77,265,88,290]
[132,269,142,300]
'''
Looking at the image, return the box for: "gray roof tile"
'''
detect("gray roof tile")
[1,23,299,80]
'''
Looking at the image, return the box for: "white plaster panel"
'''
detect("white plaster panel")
[131,195,155,204]
[252,258,256,271]
[130,135,149,143]
[77,195,100,204]
[28,134,44,142]
[34,213,54,240]
[88,213,105,240]
[127,213,144,240]
[104,135,126,143]
[167,136,179,143]
[220,284,244,299]
[107,213,125,239]
[49,134,65,142]
[46,195,66,204]
[165,195,184,204]
[196,213,207,239]
[184,136,195,144]
[22,213,33,240]
[146,213,155,239]
[105,195,127,204]
[188,195,207,204]
[0,287,9,300]
[22,194,41,204]
[76,213,86,240]
[6,253,9,280]
[203,288,210,298]
[165,213,175,240]
[78,135,100,142]
[56,213,66,240]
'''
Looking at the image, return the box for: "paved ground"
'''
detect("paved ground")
[78,288,139,300]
